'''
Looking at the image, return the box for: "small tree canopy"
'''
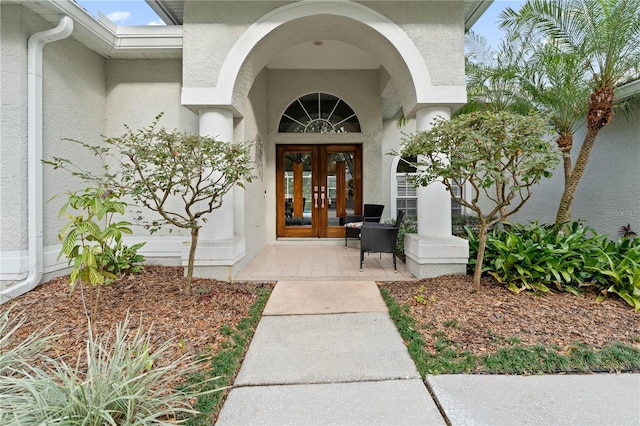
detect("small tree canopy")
[400,110,561,290]
[45,114,254,294]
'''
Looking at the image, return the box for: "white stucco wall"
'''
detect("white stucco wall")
[105,59,198,262]
[182,1,287,87]
[1,5,106,281]
[241,68,269,260]
[513,112,640,238]
[363,0,466,86]
[181,1,465,115]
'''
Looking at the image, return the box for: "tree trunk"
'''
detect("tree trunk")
[555,86,614,226]
[472,223,488,292]
[556,132,574,186]
[554,127,599,225]
[185,227,199,295]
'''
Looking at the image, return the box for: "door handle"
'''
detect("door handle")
[314,193,319,208]
[321,193,325,208]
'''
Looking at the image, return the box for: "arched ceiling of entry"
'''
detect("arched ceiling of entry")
[217,1,431,117]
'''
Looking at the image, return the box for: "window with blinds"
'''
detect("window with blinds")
[395,155,464,219]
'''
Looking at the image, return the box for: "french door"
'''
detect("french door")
[276,144,362,238]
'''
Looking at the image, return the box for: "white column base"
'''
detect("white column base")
[404,233,469,279]
[182,236,246,281]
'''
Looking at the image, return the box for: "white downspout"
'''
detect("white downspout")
[0,16,74,304]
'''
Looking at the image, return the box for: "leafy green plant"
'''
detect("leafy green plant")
[588,243,640,311]
[1,314,222,425]
[56,188,145,320]
[469,221,640,309]
[104,240,146,275]
[396,215,417,256]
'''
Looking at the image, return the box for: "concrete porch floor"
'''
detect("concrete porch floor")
[234,239,416,282]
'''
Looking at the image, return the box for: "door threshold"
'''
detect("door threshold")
[275,238,345,245]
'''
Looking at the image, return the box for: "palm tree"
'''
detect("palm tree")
[464,28,533,115]
[519,43,590,192]
[501,0,640,226]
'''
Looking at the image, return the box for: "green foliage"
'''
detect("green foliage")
[395,215,417,256]
[500,0,640,225]
[468,221,640,310]
[45,113,254,295]
[104,241,146,276]
[1,313,222,425]
[0,309,53,381]
[56,188,145,319]
[400,110,561,290]
[587,240,640,311]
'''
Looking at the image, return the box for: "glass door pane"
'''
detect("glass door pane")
[326,151,355,227]
[284,151,313,228]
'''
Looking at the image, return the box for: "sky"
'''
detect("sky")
[471,0,525,47]
[76,0,525,46]
[75,0,165,26]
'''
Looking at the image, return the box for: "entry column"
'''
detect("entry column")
[404,106,469,278]
[185,107,245,280]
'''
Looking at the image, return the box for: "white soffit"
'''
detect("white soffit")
[267,40,380,70]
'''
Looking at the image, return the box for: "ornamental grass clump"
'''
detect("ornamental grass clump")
[0,313,223,425]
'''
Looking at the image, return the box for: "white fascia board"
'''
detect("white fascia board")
[114,26,183,50]
[616,79,640,100]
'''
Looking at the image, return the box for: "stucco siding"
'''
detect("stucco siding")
[363,1,466,86]
[1,5,30,253]
[512,112,640,238]
[242,68,269,260]
[106,58,197,239]
[42,39,107,248]
[182,1,288,87]
[1,5,106,281]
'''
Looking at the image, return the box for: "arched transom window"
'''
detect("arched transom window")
[279,93,360,133]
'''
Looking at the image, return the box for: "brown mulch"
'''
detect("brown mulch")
[1,266,274,375]
[3,266,639,376]
[380,275,640,355]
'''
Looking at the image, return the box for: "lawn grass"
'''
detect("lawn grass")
[380,287,640,376]
[185,287,272,425]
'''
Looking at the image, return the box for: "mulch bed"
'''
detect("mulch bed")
[1,266,274,373]
[380,275,640,355]
[4,267,639,374]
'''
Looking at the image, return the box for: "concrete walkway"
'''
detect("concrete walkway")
[216,280,640,425]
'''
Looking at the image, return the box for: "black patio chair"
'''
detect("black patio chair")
[359,210,405,272]
[343,204,385,247]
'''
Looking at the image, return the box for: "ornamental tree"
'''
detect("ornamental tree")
[400,110,561,290]
[46,114,254,295]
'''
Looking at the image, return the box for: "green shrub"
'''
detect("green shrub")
[56,187,145,319]
[452,214,480,237]
[0,314,222,425]
[395,215,417,256]
[468,221,640,309]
